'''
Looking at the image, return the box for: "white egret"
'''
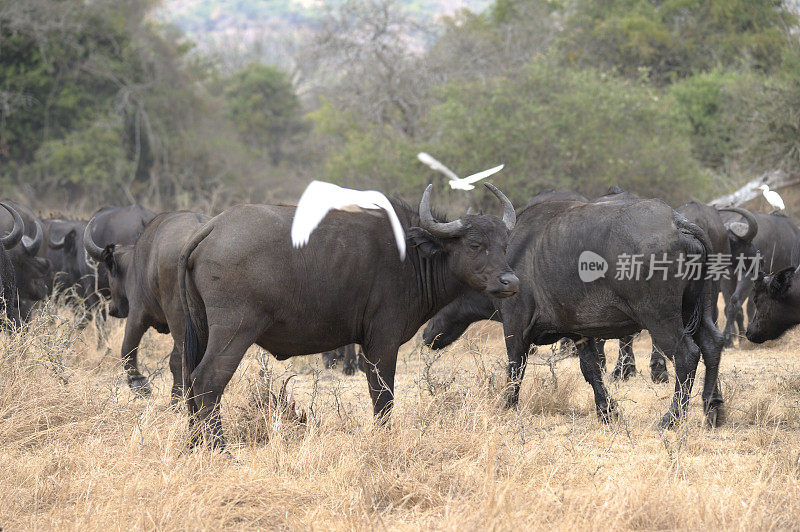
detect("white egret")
[291,180,406,260]
[756,184,785,212]
[417,152,504,190]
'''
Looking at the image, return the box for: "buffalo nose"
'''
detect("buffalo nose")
[499,272,519,291]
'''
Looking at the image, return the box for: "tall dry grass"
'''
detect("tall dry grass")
[2,301,800,529]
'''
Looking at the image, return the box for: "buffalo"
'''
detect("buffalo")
[719,211,798,344]
[428,191,725,428]
[746,265,800,343]
[424,189,643,383]
[86,204,157,301]
[0,200,49,318]
[179,184,519,448]
[0,203,28,326]
[42,217,94,303]
[84,211,210,401]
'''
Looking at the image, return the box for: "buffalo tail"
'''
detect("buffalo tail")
[178,222,213,383]
[676,213,711,337]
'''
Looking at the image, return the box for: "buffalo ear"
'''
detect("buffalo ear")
[407,227,442,258]
[101,244,117,274]
[64,229,76,253]
[768,267,795,298]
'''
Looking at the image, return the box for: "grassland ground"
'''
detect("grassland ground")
[1,297,800,529]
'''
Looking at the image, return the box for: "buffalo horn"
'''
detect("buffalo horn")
[0,202,24,249]
[485,183,516,231]
[83,217,105,261]
[419,185,465,237]
[21,220,43,255]
[718,207,758,243]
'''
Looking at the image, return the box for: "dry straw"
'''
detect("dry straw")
[1,300,799,529]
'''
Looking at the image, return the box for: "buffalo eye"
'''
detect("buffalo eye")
[469,242,482,251]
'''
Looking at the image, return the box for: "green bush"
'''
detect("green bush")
[26,119,133,198]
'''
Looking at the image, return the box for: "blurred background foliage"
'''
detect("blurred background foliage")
[2,0,800,213]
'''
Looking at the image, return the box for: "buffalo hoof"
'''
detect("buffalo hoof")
[596,398,619,423]
[704,403,726,429]
[650,361,669,384]
[656,411,678,431]
[500,387,520,410]
[722,335,734,349]
[611,364,636,381]
[170,394,184,409]
[128,375,152,397]
[342,365,356,376]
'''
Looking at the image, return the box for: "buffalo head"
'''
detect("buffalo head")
[746,266,800,343]
[84,218,132,318]
[8,213,49,301]
[409,183,519,298]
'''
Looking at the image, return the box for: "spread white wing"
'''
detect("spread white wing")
[417,152,460,182]
[449,164,505,190]
[291,180,406,260]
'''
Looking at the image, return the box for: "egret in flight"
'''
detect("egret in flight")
[756,184,785,213]
[417,152,504,190]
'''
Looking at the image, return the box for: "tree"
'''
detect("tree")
[559,0,797,84]
[223,63,305,164]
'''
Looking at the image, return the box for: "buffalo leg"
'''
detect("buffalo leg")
[502,327,531,408]
[168,341,185,405]
[121,315,152,396]
[611,335,637,380]
[723,278,752,346]
[578,339,617,422]
[361,341,399,423]
[321,350,337,369]
[694,319,725,427]
[190,321,260,449]
[651,328,701,429]
[649,347,669,384]
[594,339,607,371]
[342,344,358,376]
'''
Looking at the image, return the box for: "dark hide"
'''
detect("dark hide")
[0,200,50,315]
[426,194,725,428]
[87,204,157,305]
[747,267,800,343]
[92,211,209,400]
[719,211,799,343]
[179,191,518,448]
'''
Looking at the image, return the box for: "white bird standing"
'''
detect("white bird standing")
[417,152,504,190]
[756,184,785,212]
[290,180,406,260]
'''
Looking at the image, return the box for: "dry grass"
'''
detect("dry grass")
[2,301,800,530]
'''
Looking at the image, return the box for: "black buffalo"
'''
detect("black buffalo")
[0,200,49,318]
[179,184,519,448]
[42,217,94,303]
[84,211,210,401]
[424,189,640,382]
[719,211,798,343]
[428,192,724,428]
[746,266,800,343]
[0,203,27,326]
[87,205,157,299]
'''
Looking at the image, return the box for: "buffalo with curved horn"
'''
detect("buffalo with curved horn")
[0,201,50,319]
[84,210,210,401]
[178,182,518,448]
[0,202,27,326]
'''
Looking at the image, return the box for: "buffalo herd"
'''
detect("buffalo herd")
[2,179,800,449]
